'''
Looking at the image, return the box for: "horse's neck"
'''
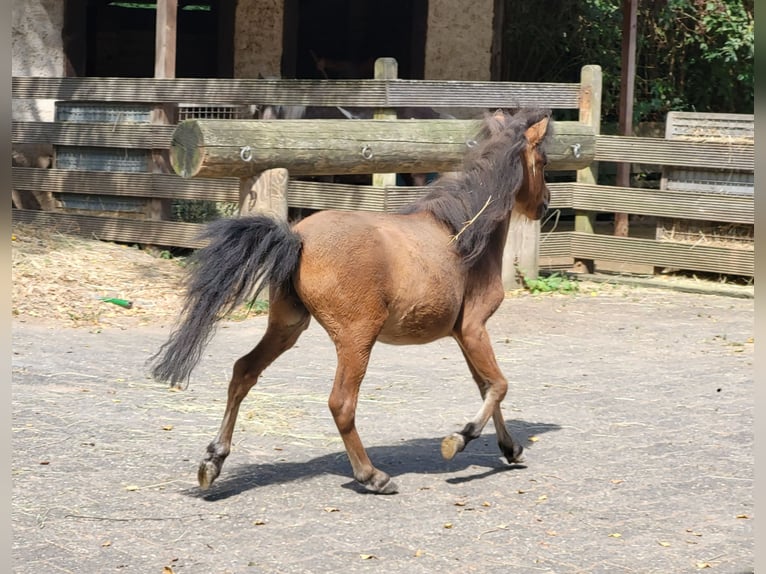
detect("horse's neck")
[490,215,512,264]
[470,214,511,279]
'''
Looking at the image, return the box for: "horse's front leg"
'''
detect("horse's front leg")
[442,324,523,463]
[328,337,398,494]
[455,346,524,464]
[198,297,309,489]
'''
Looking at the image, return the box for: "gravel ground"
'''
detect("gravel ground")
[12,285,753,574]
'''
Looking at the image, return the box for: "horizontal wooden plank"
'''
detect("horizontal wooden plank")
[547,182,573,209]
[14,167,557,213]
[12,167,240,202]
[569,231,753,276]
[666,112,754,141]
[12,210,753,276]
[550,182,753,224]
[595,134,754,171]
[286,180,429,212]
[14,166,753,230]
[289,181,574,213]
[12,208,207,249]
[12,121,174,148]
[539,230,573,259]
[12,76,582,109]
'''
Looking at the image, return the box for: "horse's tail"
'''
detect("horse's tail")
[149,215,302,387]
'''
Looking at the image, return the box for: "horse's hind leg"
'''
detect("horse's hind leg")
[198,290,310,489]
[328,335,397,494]
[442,324,523,463]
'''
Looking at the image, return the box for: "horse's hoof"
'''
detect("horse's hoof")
[441,433,465,460]
[502,442,525,464]
[360,472,399,494]
[198,460,220,489]
[507,451,525,464]
[375,478,399,495]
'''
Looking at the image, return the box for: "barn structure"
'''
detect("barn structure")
[12,0,754,283]
[13,0,503,123]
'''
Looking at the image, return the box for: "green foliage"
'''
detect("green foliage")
[171,200,239,223]
[524,273,579,295]
[245,299,269,314]
[635,0,754,120]
[500,0,754,122]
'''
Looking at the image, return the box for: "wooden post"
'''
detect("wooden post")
[239,168,289,220]
[502,211,540,290]
[614,0,637,238]
[237,168,288,303]
[372,58,398,189]
[149,0,178,223]
[573,64,602,273]
[490,0,506,80]
[155,0,177,79]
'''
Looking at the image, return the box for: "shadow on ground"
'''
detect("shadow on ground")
[185,420,561,500]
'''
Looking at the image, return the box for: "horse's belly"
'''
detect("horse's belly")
[378,298,460,345]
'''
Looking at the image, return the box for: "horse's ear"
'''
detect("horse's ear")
[524,116,550,146]
[482,109,510,135]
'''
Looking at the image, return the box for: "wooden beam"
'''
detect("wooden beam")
[239,168,289,219]
[614,0,638,237]
[169,119,595,179]
[12,209,206,249]
[539,231,754,277]
[15,169,750,226]
[155,0,177,79]
[503,211,540,289]
[12,167,240,202]
[570,232,753,276]
[490,0,505,80]
[372,58,398,188]
[556,181,753,224]
[595,135,754,171]
[152,0,178,224]
[12,121,174,148]
[574,64,603,273]
[12,77,583,109]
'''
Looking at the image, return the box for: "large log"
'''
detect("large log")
[170,119,595,178]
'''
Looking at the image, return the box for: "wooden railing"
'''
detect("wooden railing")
[11,66,754,279]
[12,64,599,289]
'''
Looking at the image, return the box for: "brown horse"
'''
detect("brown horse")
[150,108,552,494]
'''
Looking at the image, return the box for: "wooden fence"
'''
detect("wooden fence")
[11,64,754,279]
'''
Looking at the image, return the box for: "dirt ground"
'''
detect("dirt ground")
[11,224,754,573]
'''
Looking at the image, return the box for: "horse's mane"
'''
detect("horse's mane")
[399,108,552,267]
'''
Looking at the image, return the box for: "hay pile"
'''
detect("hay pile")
[12,222,187,328]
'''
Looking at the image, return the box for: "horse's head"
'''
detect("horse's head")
[515,113,552,221]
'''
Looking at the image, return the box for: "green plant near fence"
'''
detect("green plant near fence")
[524,273,579,295]
[171,200,238,223]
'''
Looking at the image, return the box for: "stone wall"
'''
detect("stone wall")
[12,0,65,121]
[233,0,284,78]
[424,0,494,80]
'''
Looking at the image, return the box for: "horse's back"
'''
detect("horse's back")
[291,210,465,344]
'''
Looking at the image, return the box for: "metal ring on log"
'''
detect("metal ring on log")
[240,146,253,162]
